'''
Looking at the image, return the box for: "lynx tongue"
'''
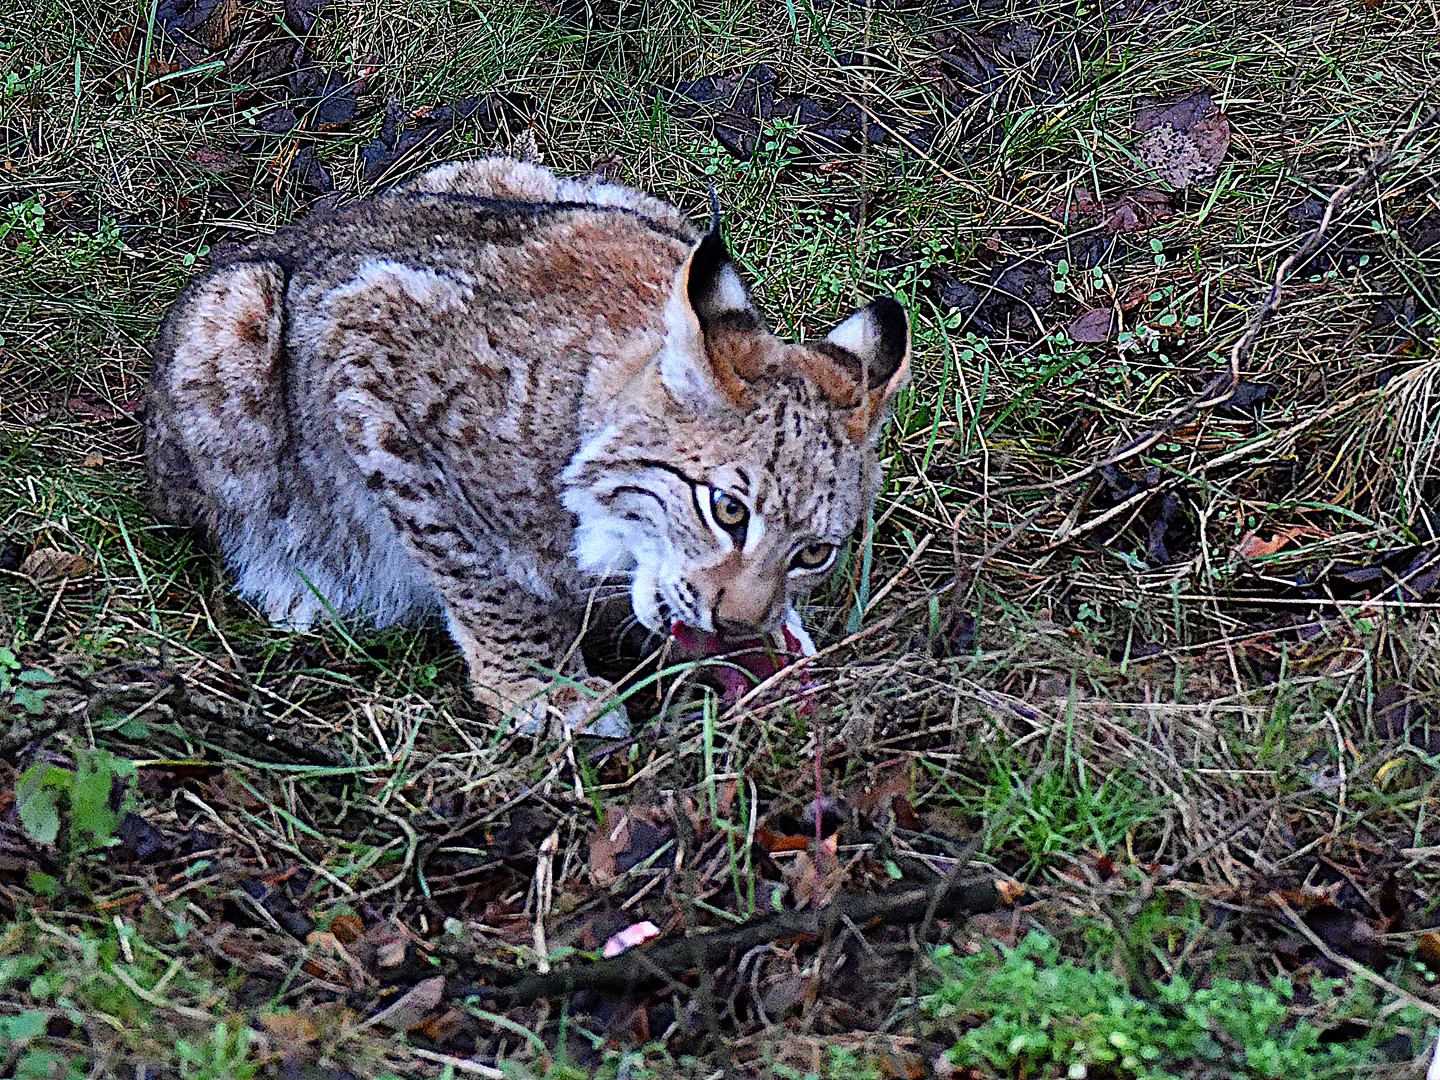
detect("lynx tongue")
[670,622,805,703]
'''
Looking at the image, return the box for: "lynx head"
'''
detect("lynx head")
[561,222,909,648]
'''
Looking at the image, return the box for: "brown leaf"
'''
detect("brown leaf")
[756,826,811,854]
[892,795,924,832]
[1133,92,1230,189]
[852,761,914,819]
[588,804,673,887]
[21,548,93,582]
[410,1006,465,1043]
[1306,904,1385,967]
[787,850,822,910]
[1232,526,1322,561]
[65,392,144,419]
[478,903,532,944]
[1067,307,1114,343]
[783,834,843,911]
[589,807,630,884]
[187,145,248,175]
[367,976,445,1033]
[349,918,408,974]
[1050,188,1172,236]
[301,931,367,987]
[258,1010,319,1047]
[1120,284,1152,310]
[329,913,363,943]
[759,973,818,1020]
[996,879,1028,905]
[1416,929,1440,977]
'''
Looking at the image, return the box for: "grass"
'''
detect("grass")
[4,0,1440,1075]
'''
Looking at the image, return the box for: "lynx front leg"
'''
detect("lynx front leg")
[438,580,627,738]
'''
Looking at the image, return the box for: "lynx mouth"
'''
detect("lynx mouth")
[669,622,807,702]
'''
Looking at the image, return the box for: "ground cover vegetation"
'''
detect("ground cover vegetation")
[2,0,1439,1075]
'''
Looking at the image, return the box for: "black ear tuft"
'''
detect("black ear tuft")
[707,186,722,232]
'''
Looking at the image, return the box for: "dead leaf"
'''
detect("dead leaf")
[1067,307,1114,343]
[1305,904,1385,967]
[258,1010,320,1046]
[367,976,445,1033]
[302,930,368,986]
[759,973,818,1020]
[1049,188,1173,235]
[410,1007,465,1043]
[996,879,1027,905]
[892,796,924,832]
[329,913,363,943]
[783,834,843,911]
[756,826,812,854]
[21,548,93,582]
[588,804,672,886]
[65,393,144,419]
[852,761,914,819]
[788,850,822,910]
[187,144,248,175]
[1133,92,1230,189]
[348,918,409,973]
[1232,526,1323,561]
[1417,929,1440,977]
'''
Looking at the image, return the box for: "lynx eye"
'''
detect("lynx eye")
[709,488,750,534]
[791,542,835,572]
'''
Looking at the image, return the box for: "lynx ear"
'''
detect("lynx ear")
[823,298,911,441]
[659,226,757,407]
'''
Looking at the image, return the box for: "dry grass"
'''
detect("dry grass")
[2,0,1440,1075]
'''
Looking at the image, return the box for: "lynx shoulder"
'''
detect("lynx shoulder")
[146,157,909,734]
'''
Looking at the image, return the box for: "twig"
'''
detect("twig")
[1270,892,1440,1022]
[109,962,218,1023]
[166,675,349,767]
[406,1048,504,1078]
[447,876,1006,1005]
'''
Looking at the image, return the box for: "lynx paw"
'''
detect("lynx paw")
[506,677,630,740]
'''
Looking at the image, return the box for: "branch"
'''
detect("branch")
[447,875,1008,1005]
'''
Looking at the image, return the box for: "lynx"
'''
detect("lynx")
[145,158,909,735]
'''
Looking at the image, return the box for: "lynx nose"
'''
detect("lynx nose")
[714,580,780,637]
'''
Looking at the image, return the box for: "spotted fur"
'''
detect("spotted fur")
[146,158,909,733]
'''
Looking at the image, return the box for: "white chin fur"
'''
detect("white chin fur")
[784,607,817,656]
[630,565,663,631]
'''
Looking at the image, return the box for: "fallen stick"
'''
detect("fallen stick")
[446,875,1009,1005]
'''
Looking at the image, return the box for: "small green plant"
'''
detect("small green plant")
[0,918,253,1078]
[1,195,124,267]
[16,747,137,854]
[174,1021,259,1080]
[0,646,55,715]
[1,196,48,259]
[923,931,1428,1079]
